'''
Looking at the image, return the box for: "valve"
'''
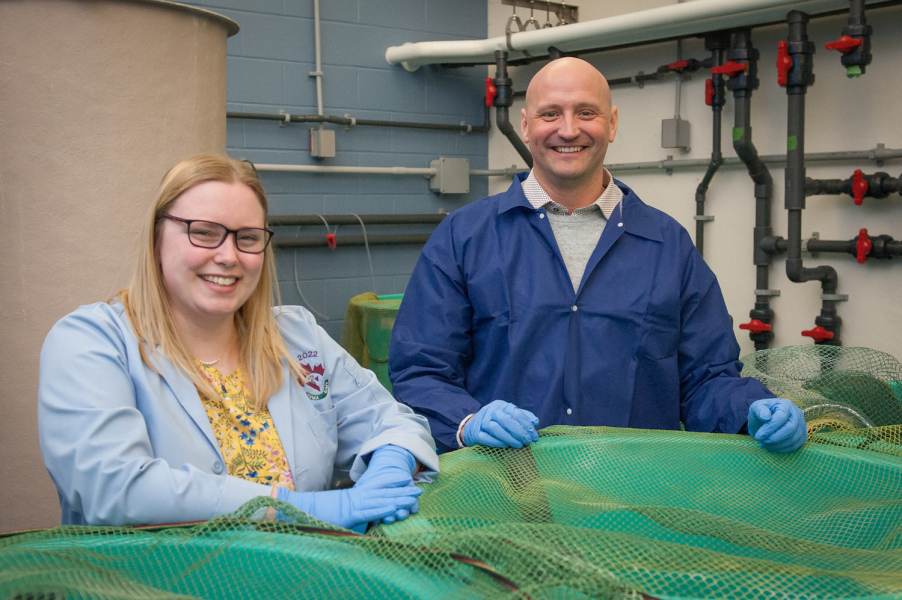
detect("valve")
[776,41,793,87]
[825,35,863,54]
[802,326,835,343]
[326,232,336,249]
[705,78,715,106]
[856,228,872,263]
[485,77,497,107]
[852,169,868,205]
[668,60,690,72]
[739,319,772,334]
[711,61,747,77]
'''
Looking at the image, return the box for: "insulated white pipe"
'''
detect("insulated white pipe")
[386,0,883,70]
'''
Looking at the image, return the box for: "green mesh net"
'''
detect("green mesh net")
[340,292,403,393]
[741,345,902,431]
[4,425,901,599]
[4,346,901,599]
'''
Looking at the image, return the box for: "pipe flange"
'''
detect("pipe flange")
[754,289,781,297]
[820,293,849,302]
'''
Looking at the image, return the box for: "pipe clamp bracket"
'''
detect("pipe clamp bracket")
[820,293,848,302]
[754,289,781,297]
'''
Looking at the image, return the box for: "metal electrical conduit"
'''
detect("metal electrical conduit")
[253,162,521,177]
[250,145,900,180]
[269,214,446,249]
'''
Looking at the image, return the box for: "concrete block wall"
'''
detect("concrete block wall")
[183,0,490,340]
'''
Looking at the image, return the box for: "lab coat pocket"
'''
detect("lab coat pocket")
[304,399,338,483]
[638,311,679,360]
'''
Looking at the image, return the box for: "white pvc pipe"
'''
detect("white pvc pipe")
[386,0,881,70]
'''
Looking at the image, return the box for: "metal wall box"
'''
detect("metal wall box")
[661,117,690,150]
[429,157,469,194]
[310,128,336,158]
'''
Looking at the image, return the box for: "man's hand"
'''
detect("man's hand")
[462,399,539,448]
[748,398,807,453]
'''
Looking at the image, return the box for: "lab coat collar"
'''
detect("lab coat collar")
[153,352,221,452]
[498,172,665,244]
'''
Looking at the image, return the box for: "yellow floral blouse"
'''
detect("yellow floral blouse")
[198,363,295,491]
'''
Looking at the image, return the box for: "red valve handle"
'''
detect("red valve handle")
[668,60,690,72]
[705,78,715,106]
[485,77,497,107]
[852,169,868,205]
[802,326,835,342]
[776,41,793,87]
[711,61,747,77]
[326,233,336,249]
[856,228,872,264]
[739,319,772,334]
[825,35,863,54]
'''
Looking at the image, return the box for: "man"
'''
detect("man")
[389,58,805,455]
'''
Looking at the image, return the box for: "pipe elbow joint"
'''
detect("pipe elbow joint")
[786,258,805,283]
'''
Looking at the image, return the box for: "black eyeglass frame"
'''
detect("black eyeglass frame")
[161,214,275,254]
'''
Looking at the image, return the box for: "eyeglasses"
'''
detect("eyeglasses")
[162,215,274,254]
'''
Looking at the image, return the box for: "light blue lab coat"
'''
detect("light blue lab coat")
[390,173,774,452]
[38,302,438,526]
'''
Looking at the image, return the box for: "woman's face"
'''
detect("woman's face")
[157,180,266,330]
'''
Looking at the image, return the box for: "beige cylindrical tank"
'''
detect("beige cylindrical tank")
[0,0,238,530]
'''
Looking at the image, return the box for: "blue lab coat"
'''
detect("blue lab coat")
[38,302,438,526]
[389,173,773,452]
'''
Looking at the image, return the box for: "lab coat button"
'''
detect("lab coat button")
[566,408,572,415]
[572,305,578,312]
[539,213,545,219]
[212,461,224,474]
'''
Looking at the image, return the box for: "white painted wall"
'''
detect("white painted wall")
[488,1,902,361]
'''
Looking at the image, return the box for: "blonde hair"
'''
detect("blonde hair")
[120,153,305,409]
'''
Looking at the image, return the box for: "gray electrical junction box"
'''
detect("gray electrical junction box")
[429,157,469,194]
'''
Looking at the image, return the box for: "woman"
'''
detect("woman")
[38,154,438,529]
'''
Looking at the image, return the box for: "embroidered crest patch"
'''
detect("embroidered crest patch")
[298,352,329,400]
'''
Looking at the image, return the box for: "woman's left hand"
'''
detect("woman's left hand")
[354,445,418,523]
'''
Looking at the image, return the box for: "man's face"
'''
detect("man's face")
[521,59,618,193]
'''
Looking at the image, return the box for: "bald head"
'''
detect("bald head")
[524,58,613,115]
[520,58,618,209]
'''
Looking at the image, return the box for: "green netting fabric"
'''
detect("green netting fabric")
[3,426,901,599]
[741,345,902,431]
[339,292,403,392]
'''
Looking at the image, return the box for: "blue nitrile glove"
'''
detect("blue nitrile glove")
[276,484,421,530]
[354,445,418,524]
[463,399,540,449]
[748,398,807,453]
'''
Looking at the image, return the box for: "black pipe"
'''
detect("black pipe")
[269,214,445,227]
[494,51,533,168]
[274,234,432,248]
[784,11,842,346]
[837,0,873,76]
[694,33,729,258]
[726,28,776,350]
[227,104,491,134]
[806,172,902,199]
[768,234,901,260]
